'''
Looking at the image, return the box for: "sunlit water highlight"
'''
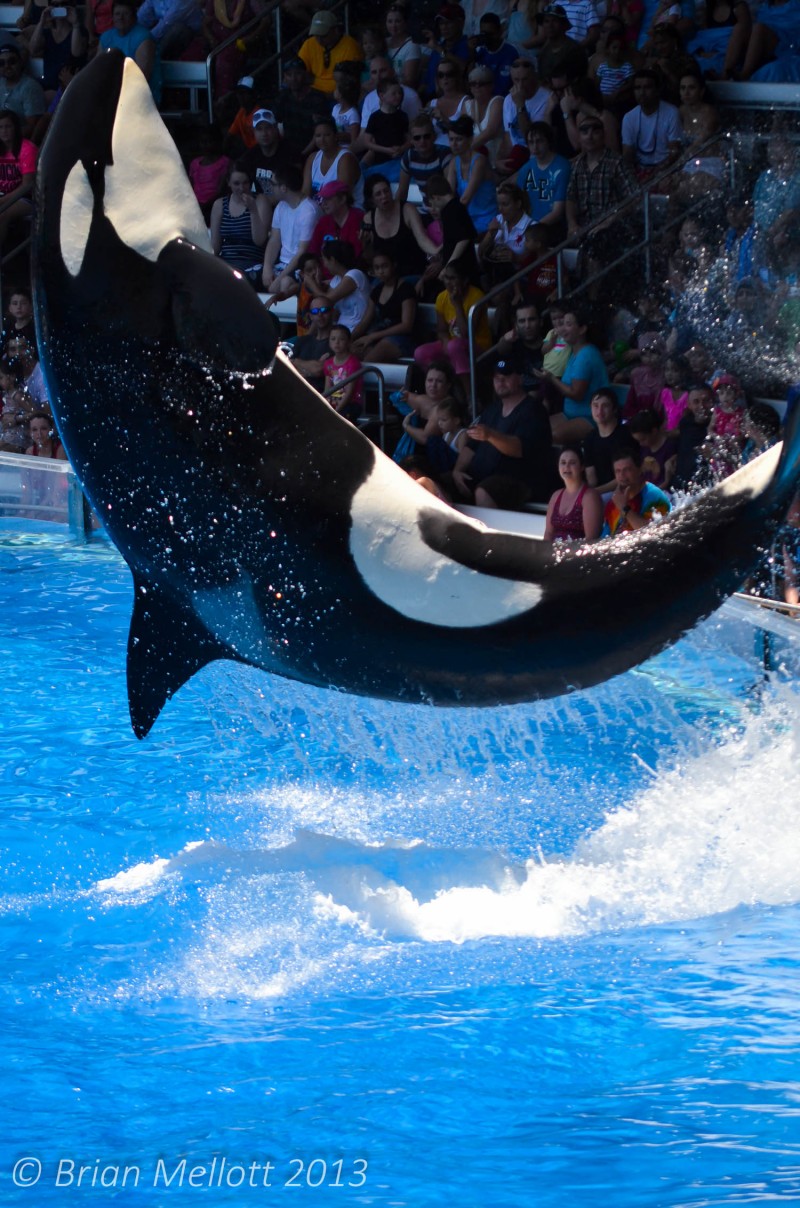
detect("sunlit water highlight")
[2,521,800,1206]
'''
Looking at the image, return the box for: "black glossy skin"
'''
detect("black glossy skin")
[33,54,800,736]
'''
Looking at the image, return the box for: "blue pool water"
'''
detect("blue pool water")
[2,520,800,1206]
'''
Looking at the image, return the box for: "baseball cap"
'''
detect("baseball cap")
[309,10,339,35]
[283,56,305,71]
[236,75,254,89]
[319,180,349,199]
[493,350,525,374]
[712,373,741,390]
[436,4,466,22]
[540,4,571,24]
[252,108,277,127]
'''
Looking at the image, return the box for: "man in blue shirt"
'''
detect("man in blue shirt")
[474,14,520,96]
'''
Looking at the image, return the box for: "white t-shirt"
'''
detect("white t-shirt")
[329,269,371,332]
[502,86,551,146]
[494,213,532,255]
[273,197,318,269]
[621,101,682,166]
[332,103,361,136]
[387,38,421,76]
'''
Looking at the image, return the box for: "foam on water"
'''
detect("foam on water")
[93,682,800,997]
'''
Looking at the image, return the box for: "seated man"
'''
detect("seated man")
[495,302,545,394]
[269,58,331,159]
[497,57,552,176]
[473,13,519,96]
[621,69,681,183]
[298,10,360,96]
[290,295,336,394]
[136,0,202,60]
[565,115,638,271]
[451,349,553,509]
[0,42,46,137]
[100,0,159,102]
[602,443,671,536]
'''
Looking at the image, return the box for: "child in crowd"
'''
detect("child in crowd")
[188,129,231,223]
[541,301,571,381]
[702,372,746,479]
[400,455,451,502]
[2,286,35,354]
[361,80,410,180]
[26,411,65,459]
[323,324,363,421]
[332,70,362,147]
[659,354,690,430]
[396,115,451,214]
[519,224,558,308]
[0,355,33,452]
[401,395,467,473]
[593,31,635,111]
[624,333,667,419]
[741,402,781,463]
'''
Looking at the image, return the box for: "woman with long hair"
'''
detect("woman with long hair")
[209,161,269,274]
[385,2,421,90]
[351,247,418,363]
[0,110,37,249]
[360,174,436,277]
[445,114,497,237]
[543,445,604,543]
[427,54,470,149]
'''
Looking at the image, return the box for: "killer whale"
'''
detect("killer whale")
[33,53,800,738]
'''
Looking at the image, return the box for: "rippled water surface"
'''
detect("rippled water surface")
[2,521,800,1206]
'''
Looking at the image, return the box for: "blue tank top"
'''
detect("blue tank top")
[454,154,497,236]
[219,196,263,271]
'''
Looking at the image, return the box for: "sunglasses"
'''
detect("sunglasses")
[309,306,332,315]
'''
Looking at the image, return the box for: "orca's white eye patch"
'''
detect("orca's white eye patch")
[60,160,94,277]
[103,58,211,262]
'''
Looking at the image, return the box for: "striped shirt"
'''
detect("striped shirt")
[560,0,600,42]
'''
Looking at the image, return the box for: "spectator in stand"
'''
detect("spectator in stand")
[385,3,422,91]
[602,443,671,535]
[210,161,269,276]
[6,335,48,406]
[464,64,505,161]
[541,298,571,378]
[687,0,751,81]
[583,386,638,492]
[303,117,364,208]
[543,444,604,541]
[415,258,492,393]
[671,382,713,492]
[352,248,418,363]
[26,412,66,460]
[291,295,336,393]
[446,114,497,237]
[705,371,746,475]
[361,57,423,129]
[27,4,87,101]
[361,80,411,182]
[565,114,638,275]
[659,353,690,430]
[307,180,364,262]
[0,110,36,250]
[734,0,800,81]
[517,122,570,244]
[741,401,781,464]
[298,10,361,96]
[559,0,601,48]
[188,127,231,223]
[392,359,461,466]
[269,59,332,160]
[323,324,363,420]
[621,69,682,182]
[536,5,589,81]
[624,332,667,418]
[2,285,35,352]
[751,136,800,246]
[627,407,678,487]
[428,55,471,149]
[360,175,434,276]
[224,76,258,155]
[479,182,531,329]
[305,238,371,334]
[590,26,636,116]
[496,300,545,391]
[0,45,46,139]
[421,3,471,99]
[203,0,268,98]
[400,395,468,476]
[396,115,452,211]
[560,76,620,154]
[136,0,202,60]
[643,23,701,103]
[496,57,552,176]
[261,164,318,294]
[451,348,554,509]
[85,0,115,43]
[473,13,520,96]
[519,222,558,305]
[537,306,609,442]
[0,354,33,452]
[99,0,160,104]
[331,68,361,148]
[418,174,481,292]
[240,108,301,219]
[507,0,547,52]
[672,69,726,203]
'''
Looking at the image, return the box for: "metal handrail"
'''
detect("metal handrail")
[208,0,351,123]
[465,129,736,414]
[320,363,389,450]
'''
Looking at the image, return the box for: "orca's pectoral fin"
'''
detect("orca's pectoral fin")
[127,575,228,739]
[158,238,280,376]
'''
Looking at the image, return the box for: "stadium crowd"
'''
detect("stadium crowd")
[0,0,798,596]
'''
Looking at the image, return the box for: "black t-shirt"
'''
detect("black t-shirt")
[672,413,710,491]
[370,279,416,331]
[292,332,330,391]
[240,141,301,202]
[440,195,479,283]
[468,394,553,499]
[582,423,638,488]
[365,109,409,164]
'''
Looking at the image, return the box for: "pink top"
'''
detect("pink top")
[189,155,232,205]
[660,386,688,430]
[0,140,38,196]
[551,485,589,542]
[711,405,744,439]
[323,352,364,410]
